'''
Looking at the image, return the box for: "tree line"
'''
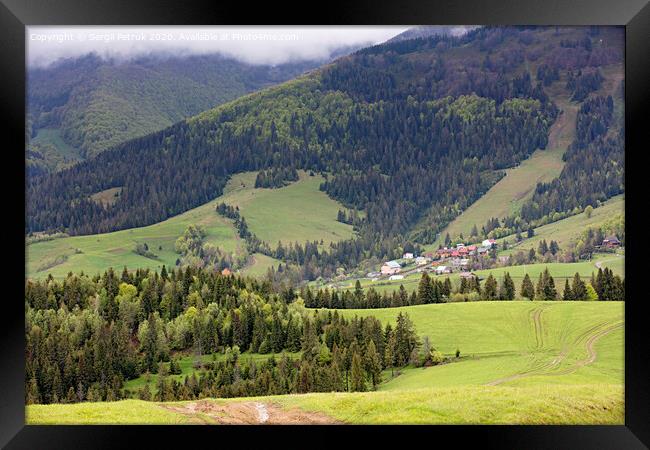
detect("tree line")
[25,266,428,404]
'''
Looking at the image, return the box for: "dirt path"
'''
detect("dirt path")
[161,400,341,425]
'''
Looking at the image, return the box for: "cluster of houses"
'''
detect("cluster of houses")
[374,239,498,280]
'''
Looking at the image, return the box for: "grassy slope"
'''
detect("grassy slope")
[26,171,352,279]
[428,62,623,248]
[27,384,622,425]
[219,171,354,246]
[31,128,83,161]
[28,301,624,425]
[325,252,623,295]
[240,253,283,278]
[496,194,624,254]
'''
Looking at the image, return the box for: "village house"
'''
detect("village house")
[389,274,405,281]
[482,238,497,249]
[459,271,478,280]
[435,265,451,275]
[450,258,470,269]
[602,235,621,248]
[366,271,381,278]
[403,252,414,259]
[415,256,430,265]
[381,260,402,275]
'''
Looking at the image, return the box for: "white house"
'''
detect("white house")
[435,265,451,275]
[482,239,497,248]
[403,252,414,259]
[389,274,405,281]
[381,260,402,275]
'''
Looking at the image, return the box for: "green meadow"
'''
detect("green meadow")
[496,195,624,254]
[219,171,355,246]
[326,252,623,296]
[26,171,352,279]
[28,301,624,425]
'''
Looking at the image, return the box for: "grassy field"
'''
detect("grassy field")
[26,197,242,279]
[325,252,623,296]
[31,128,84,162]
[27,301,624,424]
[27,383,623,425]
[26,171,352,279]
[496,195,624,254]
[239,253,283,278]
[219,171,354,246]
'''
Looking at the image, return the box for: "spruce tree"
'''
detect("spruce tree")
[350,353,366,392]
[417,273,432,304]
[484,274,498,300]
[521,273,535,300]
[572,273,587,300]
[563,279,573,300]
[501,272,516,300]
[363,341,382,389]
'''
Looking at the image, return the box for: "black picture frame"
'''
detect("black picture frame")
[2,0,648,448]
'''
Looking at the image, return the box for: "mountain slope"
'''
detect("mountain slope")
[27,27,623,280]
[27,53,333,174]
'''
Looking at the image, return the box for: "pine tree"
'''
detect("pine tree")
[363,340,382,389]
[540,268,558,300]
[483,274,498,300]
[521,273,535,300]
[139,384,152,401]
[500,272,516,300]
[563,279,573,300]
[417,273,433,304]
[350,352,366,392]
[571,273,587,300]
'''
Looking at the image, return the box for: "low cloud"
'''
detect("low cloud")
[27,26,413,67]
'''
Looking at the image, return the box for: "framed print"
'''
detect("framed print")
[1,0,649,447]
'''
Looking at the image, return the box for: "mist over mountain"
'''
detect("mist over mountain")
[386,25,480,43]
[27,47,360,174]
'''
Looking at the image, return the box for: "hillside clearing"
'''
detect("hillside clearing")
[26,171,352,279]
[219,171,355,246]
[496,195,624,254]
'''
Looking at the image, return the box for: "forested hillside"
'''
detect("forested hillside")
[27,26,623,279]
[27,53,330,174]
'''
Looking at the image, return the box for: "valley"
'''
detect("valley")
[23,26,626,426]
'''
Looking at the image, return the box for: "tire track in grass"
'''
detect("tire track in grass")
[487,316,622,386]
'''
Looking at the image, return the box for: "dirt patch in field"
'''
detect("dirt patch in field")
[161,400,341,425]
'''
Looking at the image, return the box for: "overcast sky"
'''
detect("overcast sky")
[27,26,414,67]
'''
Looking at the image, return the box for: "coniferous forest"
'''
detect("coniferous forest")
[27,26,623,278]
[24,26,626,423]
